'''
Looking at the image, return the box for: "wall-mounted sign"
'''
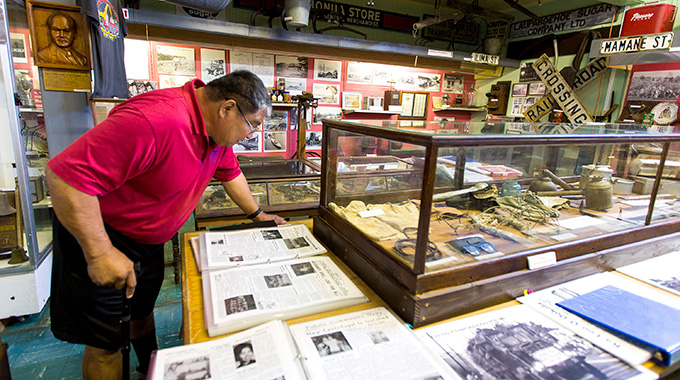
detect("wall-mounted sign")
[234,0,419,34]
[470,53,499,65]
[421,15,479,45]
[528,54,593,124]
[599,32,673,54]
[573,56,609,90]
[509,4,617,40]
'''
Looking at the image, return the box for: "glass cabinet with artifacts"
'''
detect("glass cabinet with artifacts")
[194,158,322,227]
[314,119,680,327]
[0,0,54,318]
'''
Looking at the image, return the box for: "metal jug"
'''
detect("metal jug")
[584,176,613,211]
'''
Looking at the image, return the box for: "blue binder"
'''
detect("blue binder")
[557,285,680,366]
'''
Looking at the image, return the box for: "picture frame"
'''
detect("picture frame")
[528,82,546,96]
[511,83,528,97]
[399,91,429,120]
[342,92,362,110]
[27,0,91,70]
[312,83,340,105]
[313,59,341,82]
[10,32,28,64]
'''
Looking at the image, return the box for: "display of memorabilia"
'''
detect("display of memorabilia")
[195,159,321,221]
[268,180,320,205]
[315,118,680,328]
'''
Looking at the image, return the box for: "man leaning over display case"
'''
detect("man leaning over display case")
[45,71,285,380]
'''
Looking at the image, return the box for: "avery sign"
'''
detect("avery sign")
[600,32,673,54]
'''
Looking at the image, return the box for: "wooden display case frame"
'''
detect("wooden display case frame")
[314,119,680,327]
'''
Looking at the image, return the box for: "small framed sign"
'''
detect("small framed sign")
[399,91,429,120]
[528,82,546,96]
[511,83,528,97]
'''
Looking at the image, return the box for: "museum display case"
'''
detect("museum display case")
[194,158,322,226]
[314,119,680,327]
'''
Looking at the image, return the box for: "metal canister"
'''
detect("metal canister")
[584,176,613,210]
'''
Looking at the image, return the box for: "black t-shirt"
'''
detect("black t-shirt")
[82,0,129,99]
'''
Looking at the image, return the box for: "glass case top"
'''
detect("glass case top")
[333,119,679,137]
[239,159,320,180]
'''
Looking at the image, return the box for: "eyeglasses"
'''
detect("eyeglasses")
[234,103,257,133]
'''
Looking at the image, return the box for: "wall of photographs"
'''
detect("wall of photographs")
[123,39,476,158]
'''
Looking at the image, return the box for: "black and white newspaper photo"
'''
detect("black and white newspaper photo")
[198,224,326,271]
[202,256,367,336]
[416,305,656,380]
[148,320,306,380]
[615,251,680,297]
[289,307,459,380]
[517,271,667,366]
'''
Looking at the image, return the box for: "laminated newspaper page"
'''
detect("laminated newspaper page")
[148,320,306,380]
[416,304,656,380]
[198,224,327,272]
[616,251,680,297]
[203,256,368,337]
[288,307,460,380]
[517,271,680,366]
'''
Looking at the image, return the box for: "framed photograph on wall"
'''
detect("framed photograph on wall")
[312,83,340,105]
[312,107,342,125]
[157,45,196,76]
[233,134,261,153]
[342,92,362,110]
[10,33,28,64]
[27,1,91,70]
[346,62,372,84]
[442,73,464,93]
[314,59,341,81]
[511,83,528,97]
[399,91,429,120]
[306,131,323,150]
[528,82,546,96]
[264,131,287,152]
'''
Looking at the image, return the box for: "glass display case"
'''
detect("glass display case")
[314,119,680,327]
[0,0,54,318]
[1,1,53,275]
[194,158,322,226]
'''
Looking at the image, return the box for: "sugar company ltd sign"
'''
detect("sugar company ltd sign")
[509,4,617,39]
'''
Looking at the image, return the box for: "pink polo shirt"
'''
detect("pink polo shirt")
[48,80,241,244]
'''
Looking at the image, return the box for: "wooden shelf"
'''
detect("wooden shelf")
[434,106,486,112]
[343,109,401,115]
[272,102,297,107]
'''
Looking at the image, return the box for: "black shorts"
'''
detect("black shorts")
[50,216,165,351]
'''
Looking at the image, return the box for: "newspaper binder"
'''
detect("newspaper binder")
[557,285,680,366]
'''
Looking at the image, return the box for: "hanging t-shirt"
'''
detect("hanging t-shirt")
[82,0,129,99]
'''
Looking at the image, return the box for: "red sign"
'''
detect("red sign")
[621,3,676,37]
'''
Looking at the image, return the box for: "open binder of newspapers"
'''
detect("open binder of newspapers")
[196,224,327,272]
[149,308,459,380]
[202,256,368,337]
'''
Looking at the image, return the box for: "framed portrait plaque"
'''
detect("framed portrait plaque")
[27,0,91,70]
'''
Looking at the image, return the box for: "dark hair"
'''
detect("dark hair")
[205,71,271,115]
[234,342,253,357]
